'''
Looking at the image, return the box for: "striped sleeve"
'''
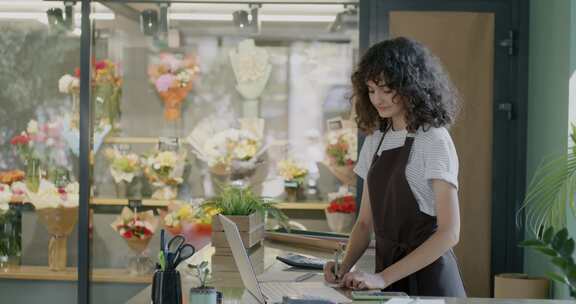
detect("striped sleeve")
[423,132,459,190]
[353,134,375,180]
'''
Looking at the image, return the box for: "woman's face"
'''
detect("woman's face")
[366,80,405,119]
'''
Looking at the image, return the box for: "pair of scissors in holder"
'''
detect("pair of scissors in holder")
[165,235,196,270]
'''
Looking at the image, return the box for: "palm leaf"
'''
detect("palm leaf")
[518,146,576,236]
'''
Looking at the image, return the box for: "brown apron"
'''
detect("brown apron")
[367,130,466,297]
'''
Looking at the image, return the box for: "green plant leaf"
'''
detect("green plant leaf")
[519,239,546,247]
[553,229,570,251]
[543,226,555,243]
[534,246,558,257]
[547,272,568,285]
[560,239,576,259]
[552,257,569,270]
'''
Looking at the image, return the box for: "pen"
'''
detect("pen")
[333,249,340,281]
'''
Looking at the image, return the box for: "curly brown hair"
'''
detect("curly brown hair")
[352,37,460,133]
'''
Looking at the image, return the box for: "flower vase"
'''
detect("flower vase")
[0,204,22,270]
[36,207,78,271]
[284,180,302,202]
[26,158,41,193]
[115,181,128,198]
[324,209,355,233]
[125,237,154,275]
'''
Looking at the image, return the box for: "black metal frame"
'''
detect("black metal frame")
[78,0,92,303]
[357,0,529,295]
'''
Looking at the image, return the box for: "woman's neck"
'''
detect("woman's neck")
[390,115,407,131]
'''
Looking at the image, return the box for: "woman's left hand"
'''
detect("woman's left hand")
[339,271,388,290]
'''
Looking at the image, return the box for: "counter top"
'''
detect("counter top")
[125,240,571,304]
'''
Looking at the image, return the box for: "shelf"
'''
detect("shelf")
[11,197,328,210]
[92,197,328,210]
[104,137,161,144]
[0,266,151,284]
[103,136,289,146]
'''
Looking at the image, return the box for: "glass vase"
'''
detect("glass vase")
[0,204,22,270]
[25,158,41,193]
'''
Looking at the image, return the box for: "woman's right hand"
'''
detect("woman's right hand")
[323,261,344,283]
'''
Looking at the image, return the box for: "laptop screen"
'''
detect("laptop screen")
[219,214,267,303]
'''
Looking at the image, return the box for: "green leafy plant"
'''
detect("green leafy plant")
[188,261,211,288]
[518,123,576,296]
[520,227,576,297]
[202,186,289,229]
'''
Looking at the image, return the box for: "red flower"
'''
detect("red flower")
[74,67,81,77]
[327,195,356,214]
[10,134,30,145]
[123,230,133,239]
[57,187,66,194]
[95,61,107,70]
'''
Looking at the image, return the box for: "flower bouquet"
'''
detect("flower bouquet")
[187,117,268,190]
[325,192,356,233]
[229,39,272,117]
[159,201,216,250]
[0,184,21,269]
[324,128,357,187]
[148,53,199,121]
[28,180,79,271]
[103,147,142,198]
[10,119,72,193]
[111,207,158,275]
[142,150,186,200]
[59,59,122,129]
[277,159,308,202]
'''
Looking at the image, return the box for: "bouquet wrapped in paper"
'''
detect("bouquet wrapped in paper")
[28,180,79,271]
[187,117,268,187]
[277,159,308,202]
[324,127,357,187]
[0,184,12,210]
[111,207,159,254]
[142,150,187,200]
[103,147,142,197]
[325,189,356,233]
[229,39,272,117]
[59,59,122,128]
[159,200,216,249]
[148,53,199,121]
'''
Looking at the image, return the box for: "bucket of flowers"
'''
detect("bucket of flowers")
[325,192,356,233]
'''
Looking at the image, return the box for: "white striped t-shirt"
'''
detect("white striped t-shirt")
[353,126,459,216]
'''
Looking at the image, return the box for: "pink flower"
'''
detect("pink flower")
[155,74,175,92]
[95,60,107,70]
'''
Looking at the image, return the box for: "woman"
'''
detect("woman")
[323,37,466,297]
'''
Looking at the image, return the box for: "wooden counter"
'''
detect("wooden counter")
[0,266,151,284]
[124,241,572,304]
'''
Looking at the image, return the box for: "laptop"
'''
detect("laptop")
[218,214,351,304]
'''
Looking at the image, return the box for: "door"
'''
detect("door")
[359,0,527,298]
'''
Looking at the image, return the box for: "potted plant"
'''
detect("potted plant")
[517,124,576,298]
[188,261,217,304]
[203,186,288,252]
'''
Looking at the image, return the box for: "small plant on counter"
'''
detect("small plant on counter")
[188,261,211,288]
[202,186,289,229]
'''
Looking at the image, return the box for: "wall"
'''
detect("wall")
[526,0,573,299]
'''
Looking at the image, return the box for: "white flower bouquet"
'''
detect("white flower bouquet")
[143,150,187,200]
[103,147,142,197]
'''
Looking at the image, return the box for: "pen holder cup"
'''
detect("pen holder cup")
[152,269,182,304]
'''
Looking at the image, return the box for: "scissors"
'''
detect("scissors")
[165,235,196,270]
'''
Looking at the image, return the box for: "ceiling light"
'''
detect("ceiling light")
[140,9,158,36]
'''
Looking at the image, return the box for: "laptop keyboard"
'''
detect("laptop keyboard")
[261,282,350,303]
